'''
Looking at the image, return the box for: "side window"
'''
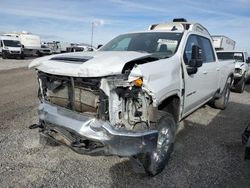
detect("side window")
[199,37,215,63]
[183,35,199,65]
[0,40,2,47]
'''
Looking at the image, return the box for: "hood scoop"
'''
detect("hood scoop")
[50,56,93,64]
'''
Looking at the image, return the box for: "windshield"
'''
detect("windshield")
[3,40,21,47]
[100,32,183,57]
[217,52,244,62]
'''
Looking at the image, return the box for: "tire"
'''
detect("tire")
[213,77,232,110]
[2,51,7,59]
[137,112,176,176]
[37,51,43,57]
[234,77,245,93]
[39,133,60,146]
[20,52,25,59]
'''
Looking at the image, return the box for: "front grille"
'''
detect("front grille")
[47,86,99,114]
[38,72,108,117]
[10,51,20,54]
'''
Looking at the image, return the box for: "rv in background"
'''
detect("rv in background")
[4,32,41,56]
[0,35,24,59]
[212,35,235,51]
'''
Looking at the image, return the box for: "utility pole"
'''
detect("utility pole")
[91,22,94,48]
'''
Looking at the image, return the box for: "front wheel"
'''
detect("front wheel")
[137,112,176,176]
[234,77,245,93]
[2,51,7,59]
[213,77,232,110]
[20,52,25,59]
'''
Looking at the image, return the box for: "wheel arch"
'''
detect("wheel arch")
[157,95,181,122]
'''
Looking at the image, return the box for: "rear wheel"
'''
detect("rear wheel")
[137,112,176,176]
[213,77,232,110]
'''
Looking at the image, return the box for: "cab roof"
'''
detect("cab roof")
[0,35,20,41]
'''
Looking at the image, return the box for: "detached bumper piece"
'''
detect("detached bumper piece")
[38,102,158,157]
[242,123,250,159]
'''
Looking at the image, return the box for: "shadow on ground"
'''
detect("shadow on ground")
[109,101,250,187]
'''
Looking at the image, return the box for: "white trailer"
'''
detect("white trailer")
[212,35,235,51]
[4,32,41,56]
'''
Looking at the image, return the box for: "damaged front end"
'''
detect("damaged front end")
[34,71,159,156]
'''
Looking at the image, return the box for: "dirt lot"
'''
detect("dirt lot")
[0,59,250,187]
[0,58,33,71]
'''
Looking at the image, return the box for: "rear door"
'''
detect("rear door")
[198,36,219,95]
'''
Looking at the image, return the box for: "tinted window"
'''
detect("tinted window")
[0,40,2,47]
[217,52,244,62]
[199,37,215,63]
[3,40,21,47]
[217,52,234,60]
[183,35,199,65]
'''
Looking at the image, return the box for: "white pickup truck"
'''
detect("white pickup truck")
[217,50,250,93]
[29,19,234,176]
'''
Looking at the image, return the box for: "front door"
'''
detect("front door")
[182,34,218,115]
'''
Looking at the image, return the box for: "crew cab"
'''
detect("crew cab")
[29,19,234,176]
[217,50,249,93]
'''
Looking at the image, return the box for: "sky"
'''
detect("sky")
[0,0,250,52]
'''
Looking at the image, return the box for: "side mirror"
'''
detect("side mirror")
[189,45,203,67]
[97,44,103,49]
[246,58,250,64]
[187,45,203,75]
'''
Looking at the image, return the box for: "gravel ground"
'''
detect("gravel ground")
[0,61,250,187]
[0,58,33,71]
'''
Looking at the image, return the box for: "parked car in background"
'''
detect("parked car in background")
[29,18,234,176]
[37,44,52,57]
[67,43,96,52]
[0,35,24,59]
[217,51,250,93]
[4,31,41,57]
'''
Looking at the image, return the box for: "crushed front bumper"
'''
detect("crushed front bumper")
[38,102,158,157]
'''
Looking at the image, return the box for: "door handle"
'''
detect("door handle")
[202,71,208,74]
[216,68,220,71]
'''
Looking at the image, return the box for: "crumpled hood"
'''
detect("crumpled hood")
[29,51,151,77]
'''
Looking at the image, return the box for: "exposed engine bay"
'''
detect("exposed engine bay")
[37,71,157,131]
